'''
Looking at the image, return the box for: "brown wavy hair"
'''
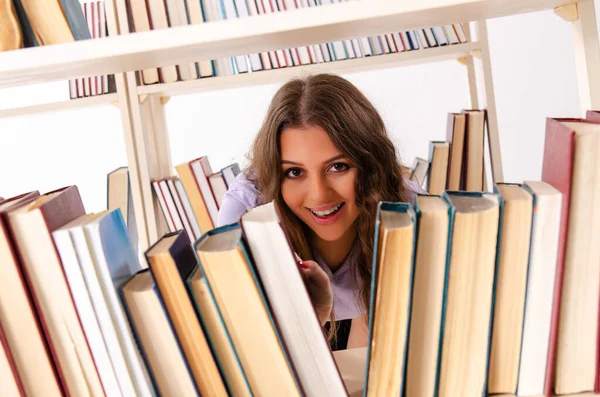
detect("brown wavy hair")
[246,73,410,341]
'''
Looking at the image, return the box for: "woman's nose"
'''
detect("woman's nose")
[308,174,332,203]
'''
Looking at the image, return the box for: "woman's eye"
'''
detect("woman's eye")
[285,168,303,178]
[330,162,350,172]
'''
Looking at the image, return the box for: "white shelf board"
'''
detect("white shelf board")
[138,42,481,97]
[0,93,118,118]
[0,0,573,89]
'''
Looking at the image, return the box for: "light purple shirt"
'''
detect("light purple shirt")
[217,171,427,320]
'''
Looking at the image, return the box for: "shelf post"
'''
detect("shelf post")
[103,0,152,256]
[565,0,600,115]
[465,20,504,184]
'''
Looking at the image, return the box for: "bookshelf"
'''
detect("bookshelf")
[0,0,598,253]
[1,1,600,396]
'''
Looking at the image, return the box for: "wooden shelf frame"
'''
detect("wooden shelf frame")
[137,41,482,97]
[0,0,576,90]
[0,93,118,119]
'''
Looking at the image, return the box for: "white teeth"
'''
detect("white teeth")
[310,203,342,217]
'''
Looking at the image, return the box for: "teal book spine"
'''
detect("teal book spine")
[412,193,454,397]
[363,201,417,397]
[442,190,504,397]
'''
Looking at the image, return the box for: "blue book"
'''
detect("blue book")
[83,209,157,397]
[363,202,417,397]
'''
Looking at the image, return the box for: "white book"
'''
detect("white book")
[516,181,562,396]
[241,202,347,395]
[167,178,196,242]
[84,212,156,397]
[174,178,202,239]
[432,26,449,46]
[245,0,272,68]
[234,0,264,71]
[185,0,215,76]
[201,0,235,76]
[69,218,141,397]
[221,0,249,72]
[164,0,199,80]
[53,216,123,397]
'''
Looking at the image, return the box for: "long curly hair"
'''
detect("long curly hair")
[246,73,410,341]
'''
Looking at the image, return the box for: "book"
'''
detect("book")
[145,230,228,396]
[195,224,301,396]
[65,211,140,397]
[487,183,534,394]
[405,195,451,397]
[0,191,62,397]
[0,322,24,397]
[517,181,562,396]
[463,109,486,191]
[187,268,253,397]
[7,186,104,396]
[364,202,415,397]
[445,113,467,190]
[427,141,450,195]
[437,191,501,397]
[0,0,23,51]
[541,118,600,395]
[240,201,348,396]
[122,269,199,396]
[53,213,124,396]
[83,209,156,397]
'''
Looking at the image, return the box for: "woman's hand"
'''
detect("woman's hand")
[295,253,333,326]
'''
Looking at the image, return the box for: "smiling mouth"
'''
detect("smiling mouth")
[308,202,345,218]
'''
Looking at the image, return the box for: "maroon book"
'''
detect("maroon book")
[541,117,600,396]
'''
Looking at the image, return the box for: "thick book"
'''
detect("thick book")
[240,202,348,396]
[488,183,534,394]
[195,223,302,396]
[437,191,501,397]
[6,186,104,397]
[83,209,156,397]
[187,267,252,397]
[517,181,562,396]
[121,269,199,396]
[541,118,600,395]
[146,230,227,396]
[405,195,452,397]
[364,202,416,397]
[0,191,63,397]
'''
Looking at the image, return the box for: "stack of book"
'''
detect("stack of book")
[409,109,489,196]
[67,1,116,98]
[0,112,598,397]
[124,0,470,83]
[151,157,240,239]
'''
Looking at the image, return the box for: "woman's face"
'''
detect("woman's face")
[280,125,359,243]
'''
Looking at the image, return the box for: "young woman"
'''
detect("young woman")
[217,73,425,350]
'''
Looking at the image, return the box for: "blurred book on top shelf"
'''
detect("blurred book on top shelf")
[68,1,116,99]
[124,0,470,85]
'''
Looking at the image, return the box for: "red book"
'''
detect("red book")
[541,117,600,396]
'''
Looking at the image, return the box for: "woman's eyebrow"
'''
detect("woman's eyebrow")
[281,154,345,166]
[281,160,302,165]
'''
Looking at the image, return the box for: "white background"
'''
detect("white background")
[0,8,585,213]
